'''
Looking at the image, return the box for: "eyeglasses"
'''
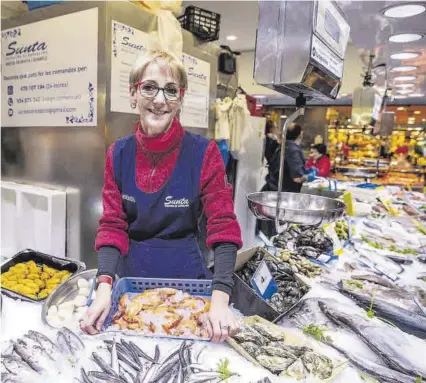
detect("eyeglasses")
[135,81,184,101]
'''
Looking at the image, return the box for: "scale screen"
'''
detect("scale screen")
[325,9,340,43]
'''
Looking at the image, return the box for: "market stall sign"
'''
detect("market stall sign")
[250,260,278,299]
[1,8,98,127]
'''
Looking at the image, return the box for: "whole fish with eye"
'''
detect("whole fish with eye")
[318,300,426,379]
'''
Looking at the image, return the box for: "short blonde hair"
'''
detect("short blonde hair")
[129,50,188,93]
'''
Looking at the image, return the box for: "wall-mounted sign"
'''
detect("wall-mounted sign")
[1,8,98,127]
[110,20,210,129]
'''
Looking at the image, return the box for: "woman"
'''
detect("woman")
[80,50,242,342]
[263,120,279,166]
[306,143,331,178]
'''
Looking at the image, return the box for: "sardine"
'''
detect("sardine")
[340,285,426,339]
[120,340,141,365]
[351,274,396,289]
[328,342,415,383]
[118,362,135,383]
[319,300,426,379]
[111,339,119,375]
[154,345,160,363]
[3,355,37,376]
[59,327,85,353]
[13,341,43,373]
[81,368,92,383]
[116,349,142,371]
[26,331,61,358]
[93,352,119,377]
[57,331,73,355]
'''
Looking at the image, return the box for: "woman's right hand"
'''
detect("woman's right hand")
[80,283,112,335]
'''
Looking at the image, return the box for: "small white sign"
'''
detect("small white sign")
[252,260,273,296]
[311,34,344,78]
[1,8,98,127]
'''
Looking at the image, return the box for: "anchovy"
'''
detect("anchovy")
[154,345,160,363]
[93,352,119,377]
[318,300,426,379]
[81,368,92,383]
[328,342,415,383]
[2,373,21,383]
[116,349,142,372]
[340,285,426,339]
[13,341,43,373]
[3,354,37,376]
[120,340,141,366]
[59,327,85,352]
[111,339,119,375]
[118,363,134,383]
[128,341,155,364]
[88,371,126,383]
[57,331,73,355]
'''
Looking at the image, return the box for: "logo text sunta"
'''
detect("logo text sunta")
[164,196,190,208]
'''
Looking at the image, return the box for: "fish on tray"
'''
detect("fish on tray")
[111,288,210,339]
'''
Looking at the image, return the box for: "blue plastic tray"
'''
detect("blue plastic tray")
[103,277,212,335]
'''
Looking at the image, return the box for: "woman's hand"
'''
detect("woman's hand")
[80,283,112,335]
[207,290,239,343]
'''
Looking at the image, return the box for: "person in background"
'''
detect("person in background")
[263,120,279,165]
[306,144,331,178]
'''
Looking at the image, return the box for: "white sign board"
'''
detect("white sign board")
[180,54,210,129]
[110,21,210,128]
[1,8,98,127]
[111,20,152,114]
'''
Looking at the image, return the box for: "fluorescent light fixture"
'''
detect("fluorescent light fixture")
[254,95,266,98]
[397,107,405,111]
[394,75,417,81]
[391,66,417,72]
[226,35,237,41]
[398,89,412,95]
[414,111,421,115]
[389,33,423,43]
[395,83,415,88]
[390,52,420,60]
[410,93,425,97]
[280,115,287,119]
[383,4,426,18]
[394,95,407,99]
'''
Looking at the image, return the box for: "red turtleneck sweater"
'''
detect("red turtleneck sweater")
[95,119,242,257]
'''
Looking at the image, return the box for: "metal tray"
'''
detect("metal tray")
[247,192,345,226]
[230,247,310,323]
[1,249,86,303]
[102,277,212,340]
[41,269,97,328]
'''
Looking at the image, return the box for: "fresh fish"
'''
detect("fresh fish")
[340,284,426,339]
[13,341,43,373]
[57,331,73,356]
[118,362,135,383]
[120,340,141,365]
[128,341,155,364]
[105,341,130,359]
[88,371,125,383]
[17,337,61,374]
[26,331,61,358]
[328,342,416,383]
[185,371,222,382]
[319,300,426,379]
[59,327,85,353]
[2,373,22,383]
[351,274,396,289]
[2,355,37,377]
[154,345,160,363]
[111,339,119,375]
[150,343,191,383]
[116,349,142,372]
[81,368,92,383]
[92,352,119,377]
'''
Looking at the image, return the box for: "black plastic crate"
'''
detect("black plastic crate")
[179,5,220,42]
[1,249,85,303]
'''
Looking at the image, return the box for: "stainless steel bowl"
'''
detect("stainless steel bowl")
[41,269,97,328]
[247,192,346,226]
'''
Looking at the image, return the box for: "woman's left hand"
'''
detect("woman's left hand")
[207,290,239,343]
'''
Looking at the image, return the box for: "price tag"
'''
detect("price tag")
[343,192,354,216]
[250,260,278,299]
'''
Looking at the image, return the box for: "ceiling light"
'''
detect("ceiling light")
[390,52,420,60]
[414,111,421,115]
[391,66,417,72]
[398,90,412,95]
[383,4,426,18]
[389,33,423,43]
[397,107,405,111]
[280,115,287,119]
[254,95,266,98]
[394,75,417,81]
[226,35,237,41]
[394,83,415,88]
[410,93,425,97]
[394,95,407,99]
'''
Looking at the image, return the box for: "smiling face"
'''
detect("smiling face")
[131,60,183,136]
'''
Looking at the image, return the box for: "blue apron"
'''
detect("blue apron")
[113,131,212,279]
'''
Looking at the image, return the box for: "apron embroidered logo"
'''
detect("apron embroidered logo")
[164,196,190,208]
[122,194,135,203]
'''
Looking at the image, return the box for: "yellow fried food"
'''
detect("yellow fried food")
[27,260,37,268]
[60,274,71,282]
[26,273,40,280]
[46,277,60,285]
[37,289,50,299]
[42,265,58,276]
[40,272,50,281]
[33,279,45,289]
[21,279,40,292]
[28,266,41,274]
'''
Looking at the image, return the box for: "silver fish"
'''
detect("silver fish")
[81,368,92,383]
[13,341,43,373]
[88,371,125,383]
[26,330,61,358]
[93,352,119,377]
[111,339,119,375]
[128,341,155,364]
[3,355,37,377]
[319,300,426,379]
[59,327,85,353]
[57,331,73,355]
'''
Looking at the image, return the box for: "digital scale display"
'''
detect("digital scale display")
[324,9,341,43]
